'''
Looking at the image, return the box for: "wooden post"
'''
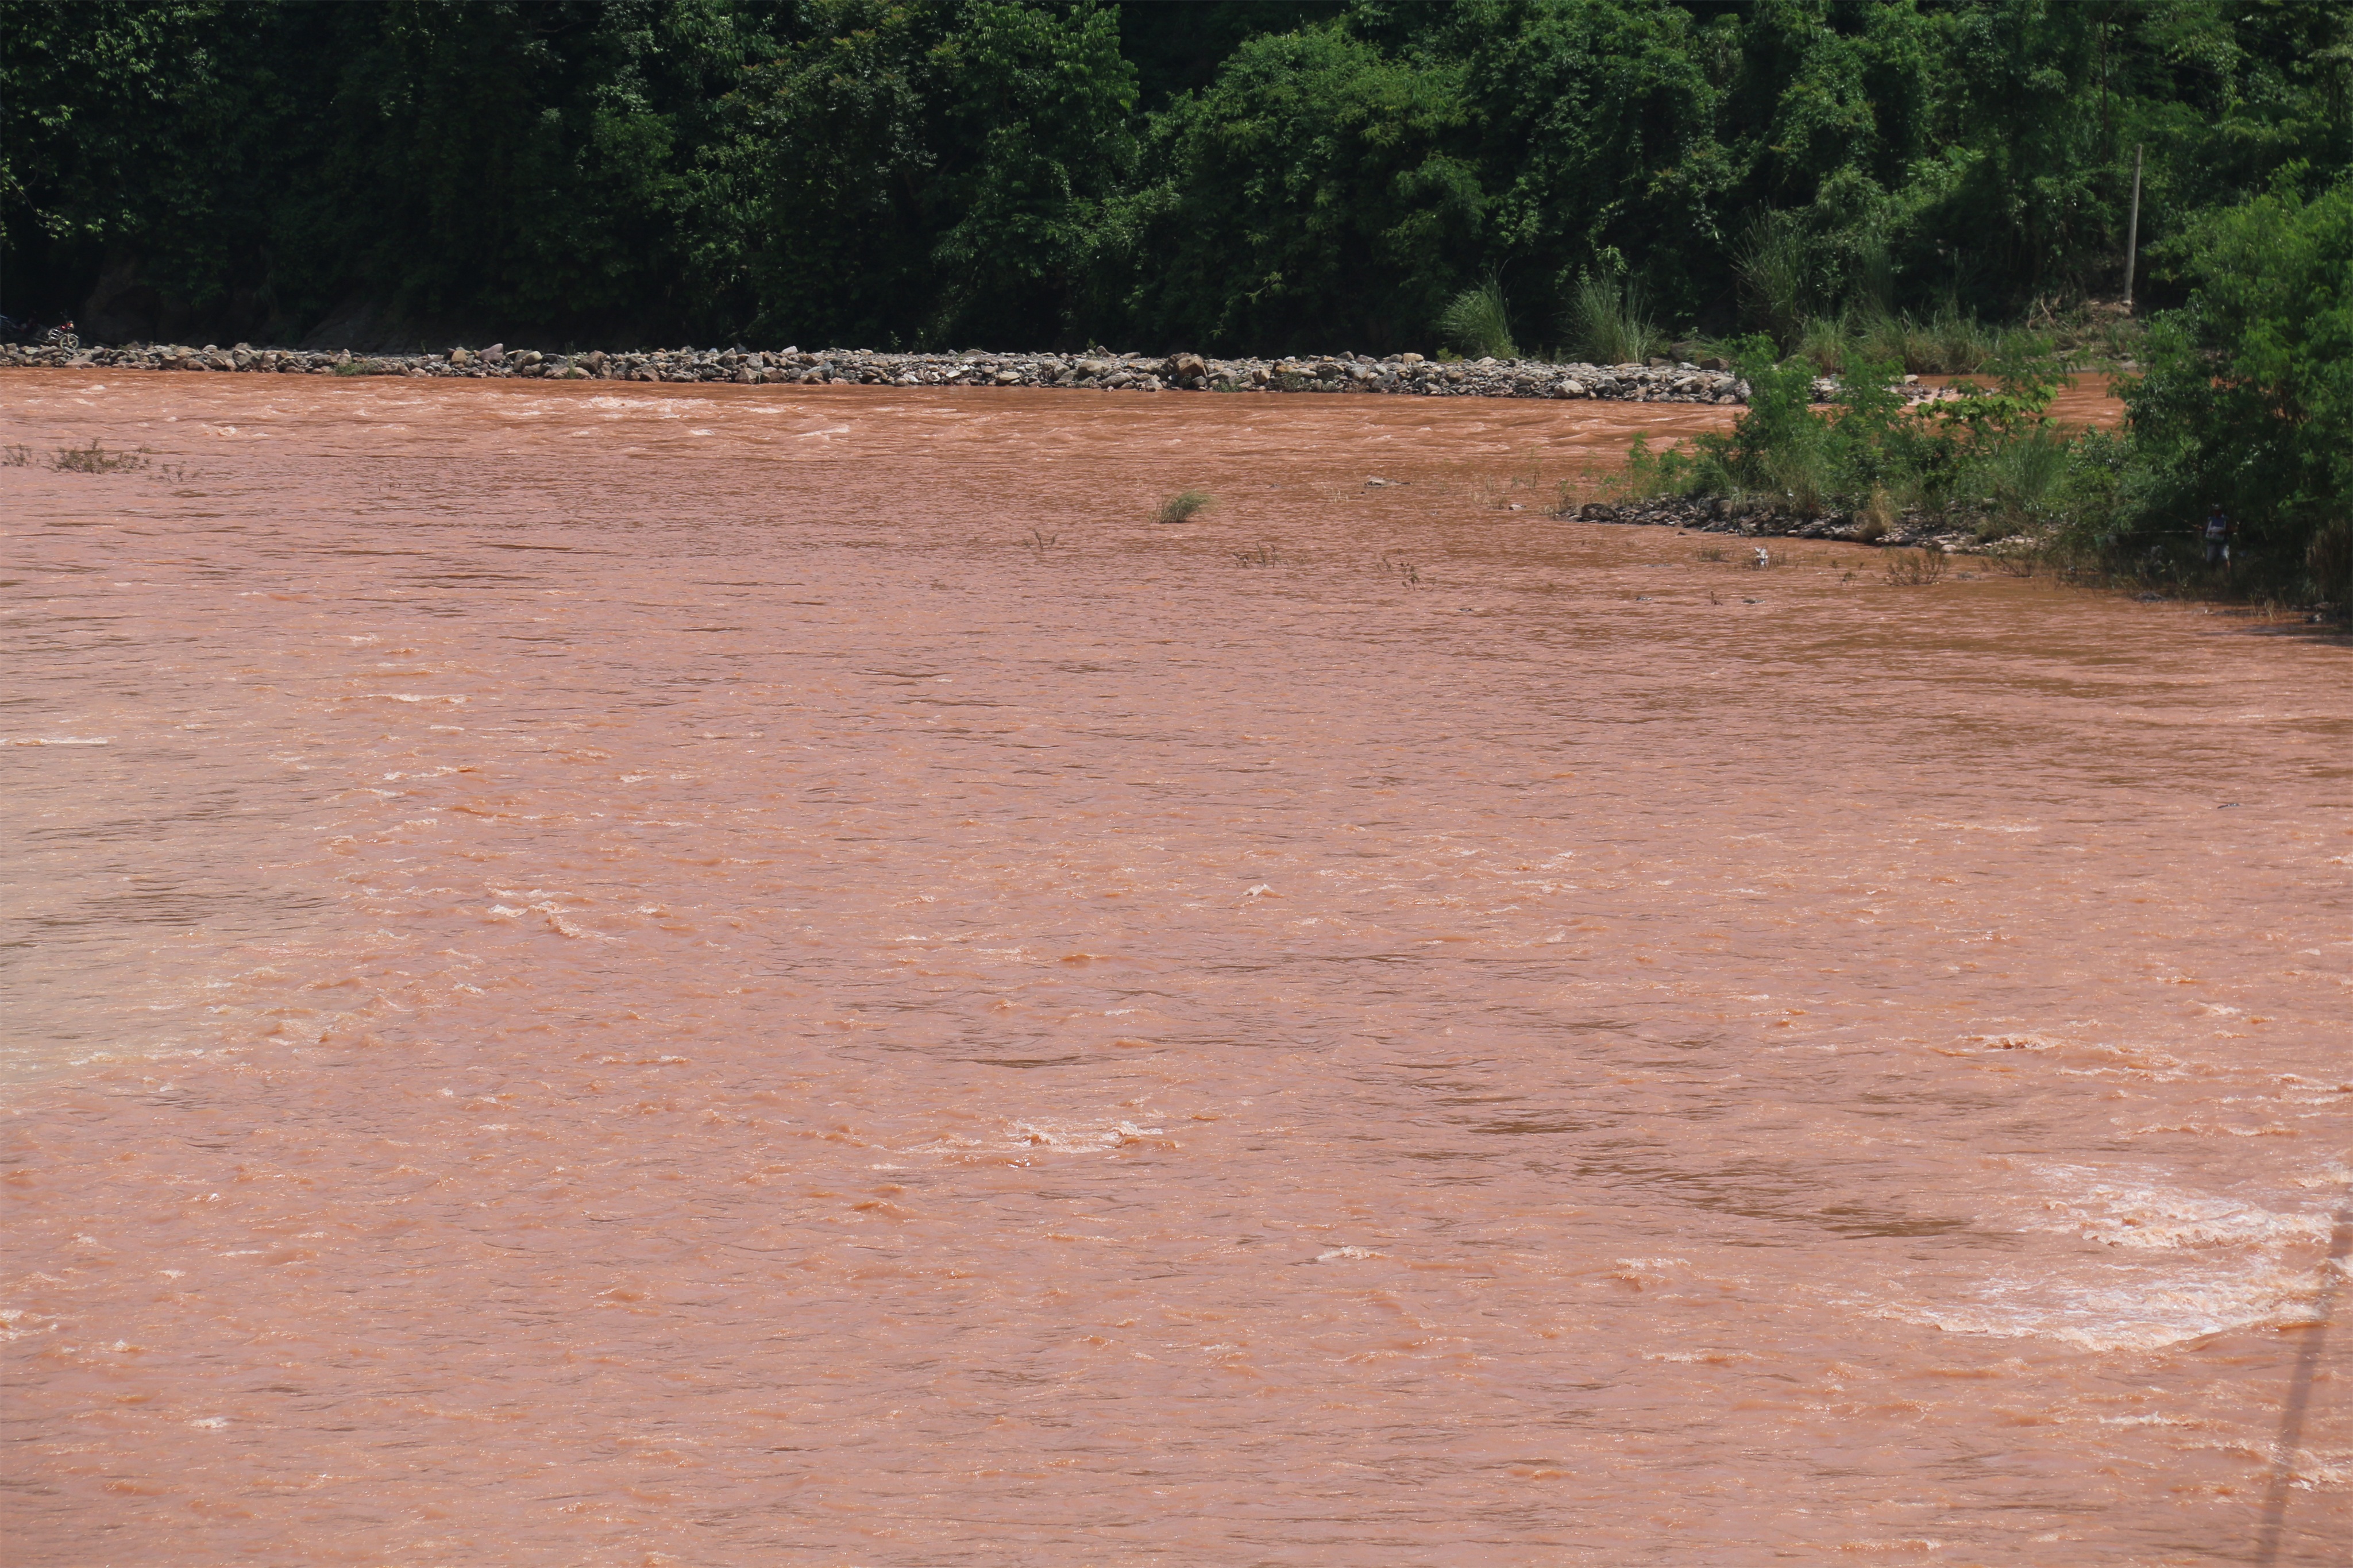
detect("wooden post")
[2123,144,2144,312]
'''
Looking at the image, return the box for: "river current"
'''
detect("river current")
[3,370,2347,1563]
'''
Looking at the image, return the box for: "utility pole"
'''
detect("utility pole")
[2123,144,2144,313]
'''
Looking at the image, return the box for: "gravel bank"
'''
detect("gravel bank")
[3,341,1808,404]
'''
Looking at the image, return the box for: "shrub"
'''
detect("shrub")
[1734,215,1811,347]
[1966,426,2074,530]
[1615,334,2069,526]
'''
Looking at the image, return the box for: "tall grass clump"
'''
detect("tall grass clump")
[1965,426,2074,535]
[1438,278,1518,360]
[1564,274,1664,365]
[1788,304,2034,376]
[1156,489,1214,524]
[1735,216,1813,347]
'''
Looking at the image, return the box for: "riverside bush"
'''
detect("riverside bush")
[1623,335,2067,524]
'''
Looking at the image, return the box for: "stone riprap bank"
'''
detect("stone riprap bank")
[1,341,1797,404]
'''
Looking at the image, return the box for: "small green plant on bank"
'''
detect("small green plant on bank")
[333,359,373,376]
[1156,489,1213,524]
[1780,306,2045,377]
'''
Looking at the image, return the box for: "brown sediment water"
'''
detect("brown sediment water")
[2,370,2346,1565]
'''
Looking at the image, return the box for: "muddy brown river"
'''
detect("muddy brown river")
[3,371,2347,1564]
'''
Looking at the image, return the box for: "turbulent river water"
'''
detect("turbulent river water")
[3,370,2347,1565]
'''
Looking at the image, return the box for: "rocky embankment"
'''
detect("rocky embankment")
[1573,495,2005,553]
[1,340,1802,404]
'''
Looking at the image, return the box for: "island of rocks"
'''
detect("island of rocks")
[2,339,1820,404]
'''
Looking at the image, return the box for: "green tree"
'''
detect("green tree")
[1115,24,1479,352]
[732,0,1134,347]
[928,1,1137,343]
[2119,179,2353,586]
[1456,0,1733,331]
[0,0,253,316]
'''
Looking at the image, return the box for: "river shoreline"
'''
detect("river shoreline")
[1,339,1801,404]
[1568,493,1989,551]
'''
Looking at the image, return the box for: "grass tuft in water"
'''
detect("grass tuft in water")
[1884,548,1949,586]
[51,440,150,474]
[1158,489,1213,525]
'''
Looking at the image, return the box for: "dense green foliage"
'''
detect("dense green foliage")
[1625,335,2070,523]
[5,0,2346,352]
[1624,183,2352,596]
[2100,180,2353,591]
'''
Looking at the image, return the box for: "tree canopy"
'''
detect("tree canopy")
[5,0,2345,352]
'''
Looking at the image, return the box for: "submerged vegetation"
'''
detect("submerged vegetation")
[1156,489,1214,526]
[43,439,151,474]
